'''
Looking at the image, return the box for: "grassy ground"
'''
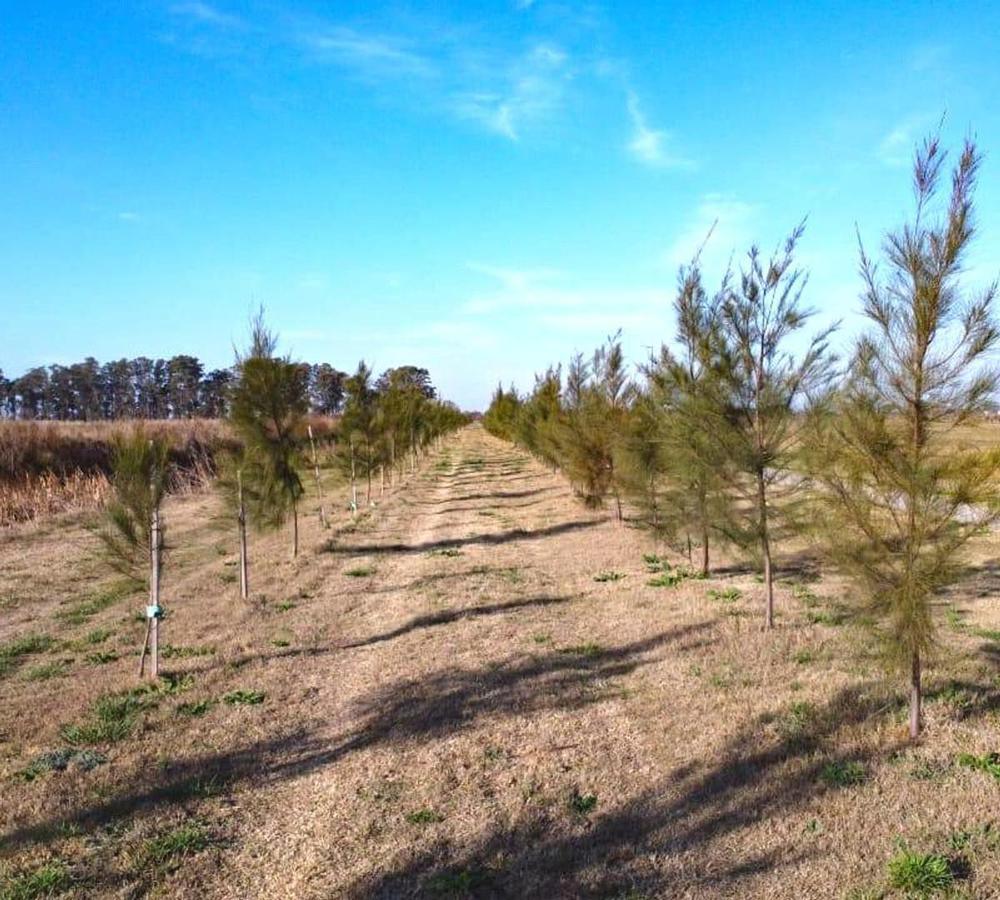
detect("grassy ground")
[1,425,999,898]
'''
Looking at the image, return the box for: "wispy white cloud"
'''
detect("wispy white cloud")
[169,2,242,29]
[117,211,141,223]
[625,91,693,169]
[464,262,575,313]
[298,25,435,79]
[452,42,571,141]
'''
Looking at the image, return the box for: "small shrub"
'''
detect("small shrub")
[886,850,953,895]
[222,689,265,706]
[569,790,598,815]
[820,760,866,787]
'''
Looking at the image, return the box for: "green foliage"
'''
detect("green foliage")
[886,851,953,895]
[405,808,444,825]
[229,313,307,535]
[177,700,213,717]
[222,689,265,705]
[957,752,1000,780]
[820,760,866,787]
[142,823,211,865]
[0,634,55,678]
[0,862,71,900]
[61,690,151,745]
[593,571,626,583]
[345,566,376,577]
[569,790,598,815]
[97,427,170,579]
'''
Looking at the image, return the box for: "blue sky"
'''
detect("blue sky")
[2,1,999,409]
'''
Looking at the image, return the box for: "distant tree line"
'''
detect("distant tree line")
[0,356,436,421]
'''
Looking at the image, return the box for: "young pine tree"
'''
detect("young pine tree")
[229,315,308,559]
[715,225,837,628]
[98,427,170,677]
[807,135,1000,739]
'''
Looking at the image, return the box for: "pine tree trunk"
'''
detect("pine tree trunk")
[909,650,922,739]
[350,439,358,517]
[292,500,298,559]
[701,522,710,578]
[758,469,774,630]
[238,471,249,600]
[365,439,372,504]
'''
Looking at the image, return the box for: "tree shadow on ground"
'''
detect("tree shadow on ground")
[399,488,557,508]
[344,680,913,899]
[1,623,711,854]
[343,594,575,648]
[322,519,602,556]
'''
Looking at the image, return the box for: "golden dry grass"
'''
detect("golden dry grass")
[1,424,999,898]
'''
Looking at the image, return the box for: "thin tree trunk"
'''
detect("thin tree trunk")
[380,465,385,497]
[307,425,328,528]
[758,470,774,630]
[701,522,710,578]
[910,650,922,739]
[365,439,372,504]
[390,436,396,486]
[350,438,358,517]
[292,499,299,559]
[238,470,249,600]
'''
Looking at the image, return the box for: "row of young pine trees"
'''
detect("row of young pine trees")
[484,134,1000,740]
[97,312,467,679]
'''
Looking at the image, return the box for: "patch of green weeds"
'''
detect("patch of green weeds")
[569,790,598,815]
[820,760,866,787]
[427,868,491,896]
[56,583,131,626]
[85,650,118,665]
[406,808,444,825]
[0,861,72,900]
[345,566,376,577]
[176,700,213,717]
[594,571,626,583]
[428,548,463,558]
[275,601,297,612]
[16,749,106,782]
[142,822,211,867]
[222,689,265,706]
[779,701,816,743]
[560,642,602,658]
[23,660,70,681]
[161,644,215,659]
[886,850,953,895]
[61,690,150,745]
[707,587,741,604]
[84,628,113,645]
[792,648,816,665]
[0,634,55,678]
[531,633,552,645]
[957,752,1000,780]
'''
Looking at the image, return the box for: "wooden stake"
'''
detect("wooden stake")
[350,437,358,517]
[149,505,161,679]
[307,425,328,528]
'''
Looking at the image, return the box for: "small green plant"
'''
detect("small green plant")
[792,583,820,608]
[16,749,106,782]
[594,571,626,583]
[707,587,741,604]
[84,628,114,645]
[272,638,291,648]
[177,700,213,717]
[56,585,128,626]
[161,644,215,659]
[427,868,490,895]
[406,808,444,825]
[275,601,296,612]
[23,660,70,681]
[0,861,72,900]
[779,701,816,742]
[820,760,866,787]
[792,648,816,665]
[85,650,118,665]
[532,633,552,645]
[561,642,602,658]
[61,690,150,745]
[569,790,598,815]
[647,565,693,588]
[142,822,211,866]
[957,752,1000,781]
[428,548,463,558]
[0,633,55,677]
[886,850,953,895]
[222,689,265,706]
[345,566,376,577]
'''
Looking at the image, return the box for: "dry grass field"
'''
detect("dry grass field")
[1,424,999,898]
